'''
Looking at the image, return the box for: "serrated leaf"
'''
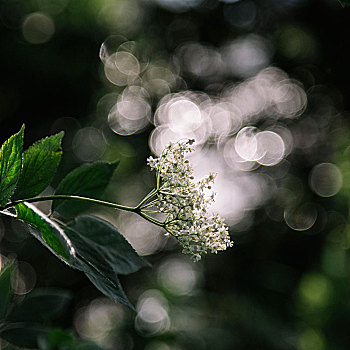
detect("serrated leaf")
[61,215,137,308]
[0,325,49,348]
[61,217,136,309]
[13,132,64,200]
[0,261,14,320]
[7,289,72,322]
[78,261,133,309]
[52,161,119,218]
[1,207,133,308]
[72,255,134,309]
[15,202,75,263]
[0,125,24,206]
[65,215,150,277]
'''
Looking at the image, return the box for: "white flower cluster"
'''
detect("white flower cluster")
[146,140,233,261]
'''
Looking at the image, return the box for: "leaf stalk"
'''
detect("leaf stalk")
[4,193,165,228]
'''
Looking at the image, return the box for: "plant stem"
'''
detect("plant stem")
[4,195,136,212]
[140,199,160,210]
[138,211,164,226]
[4,194,166,229]
[135,188,157,209]
[141,209,161,214]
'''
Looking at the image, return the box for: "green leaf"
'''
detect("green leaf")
[0,261,14,320]
[65,215,150,277]
[7,289,72,322]
[0,325,49,348]
[0,125,24,206]
[77,261,133,309]
[38,328,75,350]
[339,0,350,6]
[2,208,133,308]
[15,202,75,263]
[52,161,119,218]
[13,132,64,200]
[61,216,138,309]
[38,328,107,350]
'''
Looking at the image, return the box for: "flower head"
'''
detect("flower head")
[145,139,233,261]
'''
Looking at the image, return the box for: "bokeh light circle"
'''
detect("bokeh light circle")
[235,126,259,161]
[256,131,285,166]
[22,12,55,44]
[135,290,170,336]
[309,163,343,197]
[284,203,318,231]
[12,261,37,295]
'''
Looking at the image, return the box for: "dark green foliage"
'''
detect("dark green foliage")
[7,289,72,322]
[0,125,24,206]
[0,127,146,312]
[0,325,49,348]
[2,0,350,348]
[39,329,107,350]
[38,328,75,350]
[15,202,74,262]
[0,270,108,349]
[0,261,14,320]
[76,260,133,309]
[339,0,350,6]
[13,132,64,200]
[63,215,144,308]
[65,215,150,276]
[13,204,135,308]
[52,161,119,218]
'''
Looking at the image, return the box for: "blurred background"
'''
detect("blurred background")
[1,0,350,349]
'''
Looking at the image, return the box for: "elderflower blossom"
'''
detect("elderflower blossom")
[146,139,233,261]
